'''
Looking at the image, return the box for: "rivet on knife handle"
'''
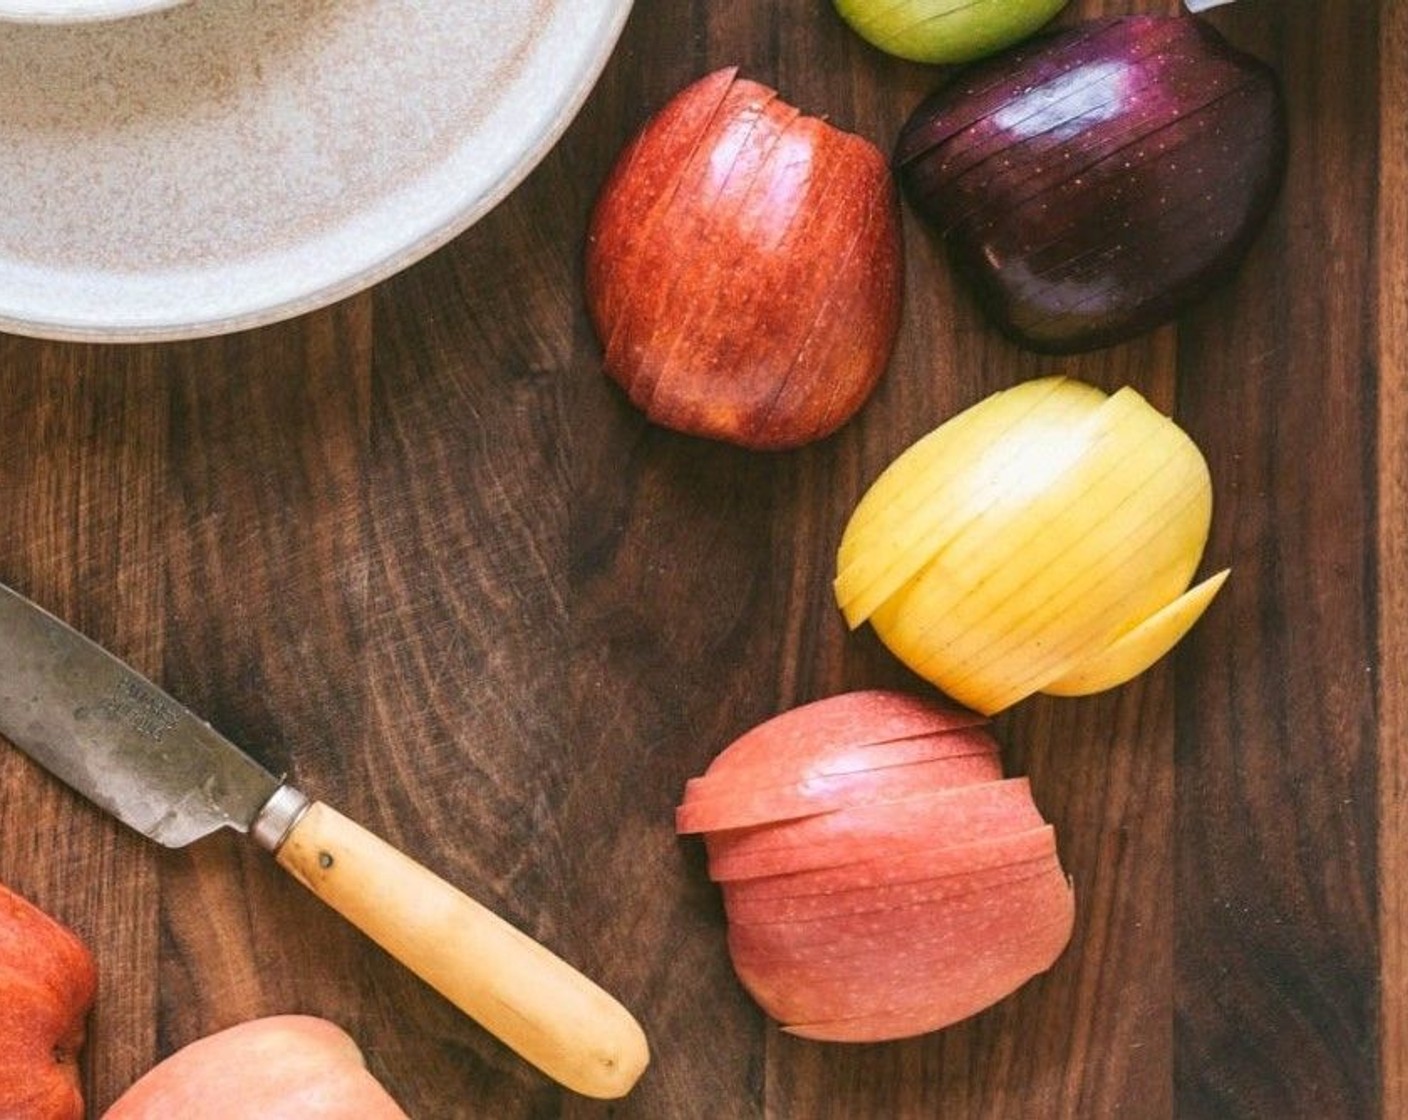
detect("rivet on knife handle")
[261,793,650,1099]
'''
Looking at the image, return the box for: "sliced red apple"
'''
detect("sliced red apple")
[604,78,788,410]
[586,68,903,449]
[625,86,802,413]
[587,67,737,355]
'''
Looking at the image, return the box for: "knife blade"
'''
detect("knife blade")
[0,581,648,1099]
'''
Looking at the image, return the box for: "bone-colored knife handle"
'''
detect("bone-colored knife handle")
[272,800,649,1099]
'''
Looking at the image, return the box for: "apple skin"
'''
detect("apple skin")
[103,1016,408,1120]
[896,16,1287,353]
[719,824,1057,905]
[685,689,989,801]
[834,0,1069,65]
[586,68,903,450]
[677,691,1074,1041]
[677,750,1003,833]
[0,881,97,1120]
[703,777,1046,881]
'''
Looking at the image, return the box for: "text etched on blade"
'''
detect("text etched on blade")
[90,677,180,742]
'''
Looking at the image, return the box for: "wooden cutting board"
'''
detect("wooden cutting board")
[0,0,1401,1115]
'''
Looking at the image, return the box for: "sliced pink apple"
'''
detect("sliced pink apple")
[729,885,1074,1028]
[677,749,1003,833]
[777,905,1076,1040]
[717,824,1057,902]
[722,851,1060,925]
[725,859,1072,959]
[695,690,988,788]
[704,778,1042,881]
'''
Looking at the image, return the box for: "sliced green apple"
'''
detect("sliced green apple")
[834,0,1070,66]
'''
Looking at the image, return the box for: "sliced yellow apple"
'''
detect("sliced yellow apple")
[836,376,1105,627]
[1041,569,1230,696]
[875,442,1204,713]
[864,388,1214,713]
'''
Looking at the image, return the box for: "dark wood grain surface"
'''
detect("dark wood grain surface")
[0,0,1398,1116]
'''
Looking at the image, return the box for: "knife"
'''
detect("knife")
[0,581,648,1099]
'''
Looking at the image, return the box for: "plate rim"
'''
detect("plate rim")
[0,0,635,343]
[0,0,187,25]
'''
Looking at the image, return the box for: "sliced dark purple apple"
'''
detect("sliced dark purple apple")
[896,15,1288,354]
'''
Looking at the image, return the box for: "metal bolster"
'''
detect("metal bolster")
[250,784,312,853]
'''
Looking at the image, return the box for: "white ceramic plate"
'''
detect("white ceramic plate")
[0,0,632,341]
[0,0,187,24]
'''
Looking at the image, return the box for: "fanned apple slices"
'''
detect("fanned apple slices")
[677,690,1073,1042]
[834,376,1228,714]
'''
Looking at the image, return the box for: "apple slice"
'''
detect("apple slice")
[729,879,1074,1027]
[1043,568,1230,695]
[835,377,1105,627]
[718,824,1057,903]
[694,690,989,792]
[723,851,1061,925]
[587,68,737,360]
[725,858,1071,958]
[683,726,997,811]
[776,903,1076,1040]
[631,90,805,417]
[677,749,1002,833]
[606,80,788,409]
[704,777,1043,881]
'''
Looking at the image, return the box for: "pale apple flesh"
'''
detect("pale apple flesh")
[102,1016,409,1120]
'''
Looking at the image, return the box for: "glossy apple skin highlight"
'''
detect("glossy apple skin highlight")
[587,68,903,450]
[0,882,97,1120]
[897,16,1288,353]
